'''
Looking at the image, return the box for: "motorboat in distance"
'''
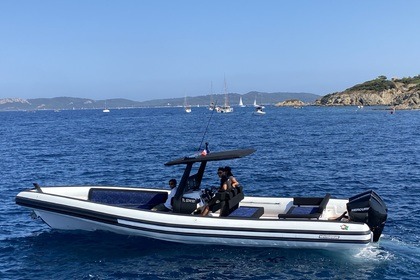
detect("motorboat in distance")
[253,106,266,115]
[16,148,387,250]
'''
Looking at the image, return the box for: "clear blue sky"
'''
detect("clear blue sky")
[1,0,419,101]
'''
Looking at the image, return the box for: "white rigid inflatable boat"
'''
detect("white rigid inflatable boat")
[16,148,387,250]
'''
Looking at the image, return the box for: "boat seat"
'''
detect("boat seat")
[278,193,331,219]
[211,185,245,217]
[88,188,168,210]
[228,206,264,219]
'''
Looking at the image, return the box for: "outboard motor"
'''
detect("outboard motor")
[347,190,387,242]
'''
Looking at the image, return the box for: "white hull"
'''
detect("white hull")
[17,186,374,249]
[216,106,233,113]
[254,110,266,115]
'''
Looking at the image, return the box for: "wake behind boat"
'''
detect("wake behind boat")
[15,148,387,250]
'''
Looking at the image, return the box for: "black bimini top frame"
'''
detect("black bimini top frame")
[164,148,256,166]
[165,148,256,214]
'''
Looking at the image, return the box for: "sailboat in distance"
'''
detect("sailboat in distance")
[239,96,245,107]
[208,82,216,111]
[184,95,191,113]
[217,77,233,113]
[254,94,265,109]
[103,100,110,113]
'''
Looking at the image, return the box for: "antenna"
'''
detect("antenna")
[197,99,217,152]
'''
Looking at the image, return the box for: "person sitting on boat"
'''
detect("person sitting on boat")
[200,172,229,216]
[224,166,239,188]
[151,179,177,212]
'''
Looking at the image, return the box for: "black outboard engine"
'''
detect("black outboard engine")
[347,190,388,242]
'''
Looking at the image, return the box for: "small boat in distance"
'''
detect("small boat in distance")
[103,100,110,113]
[253,95,265,109]
[209,102,215,111]
[253,106,266,115]
[239,96,245,107]
[16,147,388,250]
[184,95,191,113]
[216,78,233,113]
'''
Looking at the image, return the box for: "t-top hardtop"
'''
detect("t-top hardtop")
[164,148,256,166]
[165,148,256,214]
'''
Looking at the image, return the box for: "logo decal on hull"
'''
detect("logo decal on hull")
[340,224,349,230]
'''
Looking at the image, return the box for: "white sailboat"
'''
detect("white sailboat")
[253,95,265,109]
[217,77,233,113]
[184,95,191,113]
[103,100,110,113]
[239,96,245,107]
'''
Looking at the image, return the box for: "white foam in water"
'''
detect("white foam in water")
[353,245,394,262]
[352,236,397,263]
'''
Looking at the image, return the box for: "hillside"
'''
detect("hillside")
[316,75,420,109]
[0,91,319,111]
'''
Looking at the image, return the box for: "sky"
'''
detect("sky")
[1,0,419,101]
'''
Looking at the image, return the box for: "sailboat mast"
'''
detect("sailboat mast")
[224,76,228,106]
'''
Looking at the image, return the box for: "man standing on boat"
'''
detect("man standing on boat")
[151,179,177,212]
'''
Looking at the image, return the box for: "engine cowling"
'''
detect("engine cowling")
[347,190,388,242]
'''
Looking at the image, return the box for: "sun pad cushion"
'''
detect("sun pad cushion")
[278,193,331,219]
[228,206,264,218]
[289,206,319,215]
[88,188,168,209]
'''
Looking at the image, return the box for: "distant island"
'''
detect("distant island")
[0,91,319,111]
[275,99,306,107]
[2,75,419,111]
[316,75,420,109]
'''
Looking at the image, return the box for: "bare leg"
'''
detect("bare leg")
[201,206,209,216]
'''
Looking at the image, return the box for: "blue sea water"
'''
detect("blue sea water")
[0,106,419,279]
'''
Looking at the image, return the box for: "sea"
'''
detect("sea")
[0,106,419,279]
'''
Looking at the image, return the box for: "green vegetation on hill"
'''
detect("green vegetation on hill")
[346,75,420,92]
[397,75,420,90]
[346,76,395,92]
[397,74,420,85]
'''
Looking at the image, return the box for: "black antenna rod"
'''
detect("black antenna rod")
[197,100,217,151]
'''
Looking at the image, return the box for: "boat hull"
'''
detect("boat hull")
[16,187,373,249]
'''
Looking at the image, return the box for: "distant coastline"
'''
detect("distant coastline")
[0,92,319,111]
[2,74,419,111]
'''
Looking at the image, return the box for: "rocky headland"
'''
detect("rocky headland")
[316,75,420,109]
[275,99,306,107]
